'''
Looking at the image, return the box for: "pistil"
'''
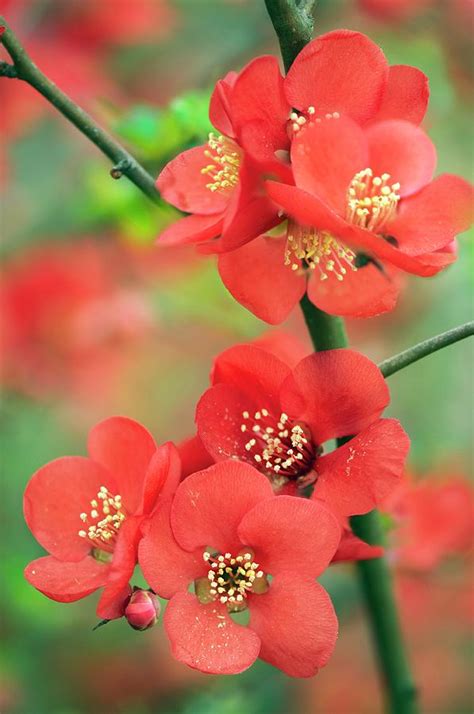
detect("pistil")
[196,550,267,611]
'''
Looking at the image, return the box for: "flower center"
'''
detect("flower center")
[201,133,240,193]
[78,486,127,552]
[197,550,267,611]
[240,408,316,479]
[346,169,400,233]
[285,220,357,282]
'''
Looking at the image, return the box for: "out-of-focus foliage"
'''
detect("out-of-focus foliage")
[1,0,472,713]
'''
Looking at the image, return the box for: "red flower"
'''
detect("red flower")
[385,472,474,570]
[24,417,180,619]
[195,344,409,519]
[357,0,433,23]
[222,116,472,322]
[156,69,283,252]
[229,29,429,166]
[157,30,430,257]
[139,461,340,676]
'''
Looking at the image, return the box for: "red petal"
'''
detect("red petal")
[307,260,402,318]
[24,555,110,602]
[140,441,181,515]
[280,350,390,444]
[96,516,142,620]
[231,55,289,164]
[170,461,274,553]
[177,435,214,479]
[97,583,132,620]
[369,64,429,125]
[265,181,348,234]
[388,174,474,255]
[164,592,260,674]
[196,384,263,463]
[209,71,238,138]
[218,235,305,325]
[197,343,293,462]
[219,157,280,251]
[252,330,311,369]
[285,30,388,124]
[157,145,229,215]
[211,343,292,401]
[24,456,113,562]
[158,213,224,247]
[139,503,206,598]
[238,496,341,577]
[291,116,368,213]
[313,419,410,518]
[87,417,156,514]
[331,528,384,563]
[266,181,447,277]
[344,223,449,277]
[248,575,337,677]
[367,120,436,197]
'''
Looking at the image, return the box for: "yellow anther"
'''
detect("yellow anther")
[201,133,240,194]
[284,220,357,281]
[346,169,400,232]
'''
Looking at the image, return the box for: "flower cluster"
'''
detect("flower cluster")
[22,27,471,681]
[157,30,473,323]
[24,341,409,675]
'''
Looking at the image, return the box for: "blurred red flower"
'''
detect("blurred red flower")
[24,417,180,619]
[357,0,432,22]
[0,0,176,139]
[195,343,409,518]
[1,240,154,400]
[140,461,340,675]
[386,472,474,570]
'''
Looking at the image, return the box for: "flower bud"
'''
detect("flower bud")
[124,589,160,631]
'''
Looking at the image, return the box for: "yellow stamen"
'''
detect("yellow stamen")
[201,133,240,193]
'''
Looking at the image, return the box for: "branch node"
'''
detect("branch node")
[110,158,132,179]
[0,60,18,78]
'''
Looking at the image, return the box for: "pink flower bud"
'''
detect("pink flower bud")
[124,589,160,631]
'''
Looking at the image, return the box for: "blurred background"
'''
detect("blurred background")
[0,0,473,712]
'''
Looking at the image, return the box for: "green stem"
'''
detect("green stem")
[300,294,348,350]
[263,0,316,72]
[350,512,418,712]
[379,321,474,378]
[0,17,160,204]
[264,3,418,712]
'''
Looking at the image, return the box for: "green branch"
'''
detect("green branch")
[264,0,316,72]
[0,16,160,204]
[379,321,474,378]
[264,2,418,712]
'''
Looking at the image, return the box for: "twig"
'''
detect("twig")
[379,322,474,378]
[0,16,160,204]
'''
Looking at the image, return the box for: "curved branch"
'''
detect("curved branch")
[379,322,474,378]
[0,16,160,204]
